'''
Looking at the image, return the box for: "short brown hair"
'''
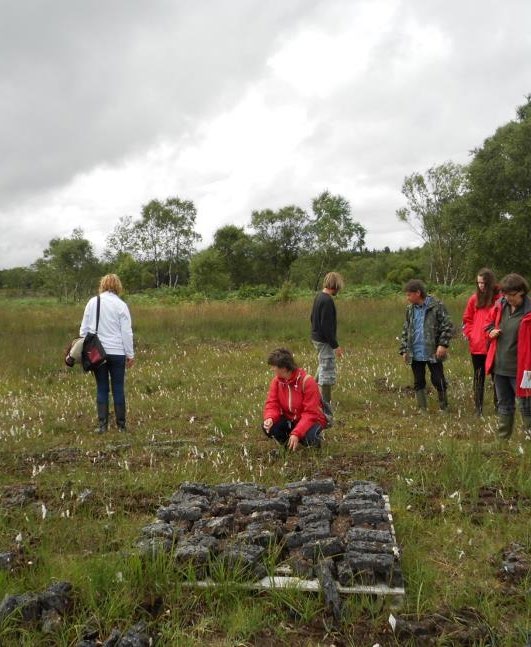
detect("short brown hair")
[404,279,427,297]
[500,273,529,296]
[323,272,344,291]
[99,274,123,295]
[267,348,297,372]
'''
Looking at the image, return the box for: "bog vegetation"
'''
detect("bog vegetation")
[0,293,529,645]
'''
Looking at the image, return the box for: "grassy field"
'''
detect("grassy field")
[0,294,529,646]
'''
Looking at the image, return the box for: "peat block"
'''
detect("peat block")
[137,478,404,592]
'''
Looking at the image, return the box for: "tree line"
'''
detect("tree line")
[1,95,530,300]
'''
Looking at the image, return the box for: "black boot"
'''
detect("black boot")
[114,403,127,432]
[438,390,449,412]
[96,402,108,434]
[473,376,484,416]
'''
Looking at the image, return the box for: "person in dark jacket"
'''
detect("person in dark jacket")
[486,273,531,439]
[399,279,453,411]
[462,268,499,415]
[310,272,344,407]
[262,348,327,451]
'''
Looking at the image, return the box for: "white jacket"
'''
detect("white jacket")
[80,291,134,358]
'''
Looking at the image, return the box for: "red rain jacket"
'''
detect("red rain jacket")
[263,368,327,439]
[462,292,499,355]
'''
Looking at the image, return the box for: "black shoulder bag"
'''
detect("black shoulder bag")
[82,296,107,372]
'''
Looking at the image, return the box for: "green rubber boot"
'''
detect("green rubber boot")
[320,384,332,406]
[496,414,514,440]
[521,414,531,440]
[415,389,428,411]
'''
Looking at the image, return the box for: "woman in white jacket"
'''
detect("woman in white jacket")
[80,274,134,433]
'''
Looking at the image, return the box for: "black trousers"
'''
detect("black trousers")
[411,360,447,394]
[471,353,497,412]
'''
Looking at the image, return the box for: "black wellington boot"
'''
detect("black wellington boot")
[438,390,449,412]
[96,402,108,434]
[114,403,127,432]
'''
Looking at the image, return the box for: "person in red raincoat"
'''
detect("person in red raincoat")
[462,268,500,415]
[262,348,327,451]
[486,273,531,439]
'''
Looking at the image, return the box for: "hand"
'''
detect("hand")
[403,352,409,364]
[263,418,273,432]
[126,358,135,368]
[287,434,300,452]
[335,347,344,358]
[489,329,501,339]
[435,346,447,360]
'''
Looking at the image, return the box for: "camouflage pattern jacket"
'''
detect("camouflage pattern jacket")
[399,296,453,364]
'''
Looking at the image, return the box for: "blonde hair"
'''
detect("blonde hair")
[323,272,344,291]
[99,274,123,295]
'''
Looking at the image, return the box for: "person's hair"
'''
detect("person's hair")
[476,267,497,308]
[404,279,427,297]
[500,273,529,296]
[322,272,344,291]
[99,274,123,295]
[267,348,297,372]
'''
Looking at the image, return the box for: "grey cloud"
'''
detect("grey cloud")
[0,0,318,204]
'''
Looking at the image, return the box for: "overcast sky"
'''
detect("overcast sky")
[1,0,530,270]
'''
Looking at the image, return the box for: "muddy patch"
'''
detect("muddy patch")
[391,607,492,646]
[497,542,530,587]
[1,484,37,508]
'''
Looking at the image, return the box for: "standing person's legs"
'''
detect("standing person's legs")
[312,341,336,405]
[107,355,127,430]
[471,354,486,415]
[428,361,448,410]
[411,361,428,410]
[494,375,516,439]
[93,363,110,433]
[518,396,531,438]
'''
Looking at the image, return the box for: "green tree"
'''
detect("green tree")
[33,229,101,301]
[396,162,470,284]
[189,248,231,293]
[0,267,38,292]
[113,253,154,292]
[250,205,311,285]
[308,191,366,288]
[212,225,256,288]
[466,95,531,276]
[104,215,137,260]
[135,197,201,287]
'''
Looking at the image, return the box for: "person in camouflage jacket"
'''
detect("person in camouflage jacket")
[399,279,454,411]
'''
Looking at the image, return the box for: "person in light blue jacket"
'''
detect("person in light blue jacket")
[80,274,134,433]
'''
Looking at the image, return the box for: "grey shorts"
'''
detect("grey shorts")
[312,341,336,386]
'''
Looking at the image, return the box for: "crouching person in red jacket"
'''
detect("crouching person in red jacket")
[262,348,327,451]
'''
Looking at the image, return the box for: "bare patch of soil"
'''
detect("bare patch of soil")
[393,607,492,646]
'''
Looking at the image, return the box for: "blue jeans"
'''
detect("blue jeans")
[495,375,531,417]
[263,418,322,447]
[94,355,126,406]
